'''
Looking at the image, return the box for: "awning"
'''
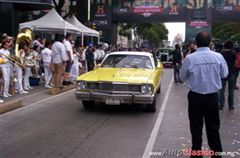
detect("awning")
[19,8,83,35]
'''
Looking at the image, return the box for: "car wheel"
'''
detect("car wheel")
[157,84,161,94]
[82,101,94,109]
[146,96,156,113]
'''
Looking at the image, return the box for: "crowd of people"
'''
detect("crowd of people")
[176,31,240,158]
[172,39,240,111]
[0,33,108,103]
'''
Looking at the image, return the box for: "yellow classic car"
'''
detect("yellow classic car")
[75,51,164,112]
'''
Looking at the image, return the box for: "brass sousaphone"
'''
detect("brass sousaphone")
[14,28,33,68]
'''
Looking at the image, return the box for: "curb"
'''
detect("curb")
[47,85,76,95]
[0,100,23,114]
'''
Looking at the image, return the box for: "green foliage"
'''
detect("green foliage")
[118,23,132,40]
[53,0,65,15]
[118,23,168,47]
[212,22,240,42]
[136,23,168,47]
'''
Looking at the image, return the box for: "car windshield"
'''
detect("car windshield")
[101,54,153,69]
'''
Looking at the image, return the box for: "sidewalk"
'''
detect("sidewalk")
[152,83,240,158]
[0,83,76,114]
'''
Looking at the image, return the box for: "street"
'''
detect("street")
[1,69,240,158]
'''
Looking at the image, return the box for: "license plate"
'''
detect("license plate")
[106,98,120,105]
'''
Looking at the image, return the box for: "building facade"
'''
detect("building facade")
[0,0,52,36]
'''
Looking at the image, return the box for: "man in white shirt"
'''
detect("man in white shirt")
[94,43,105,64]
[180,31,228,157]
[41,40,52,88]
[51,34,68,88]
[63,34,73,85]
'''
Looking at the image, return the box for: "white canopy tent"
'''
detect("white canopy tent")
[67,15,100,45]
[19,9,82,35]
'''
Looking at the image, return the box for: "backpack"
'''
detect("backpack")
[235,52,240,69]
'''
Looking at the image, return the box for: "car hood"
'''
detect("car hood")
[77,68,155,84]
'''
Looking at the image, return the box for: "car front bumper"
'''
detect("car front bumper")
[75,91,155,105]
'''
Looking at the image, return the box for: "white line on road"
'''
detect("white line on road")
[1,89,75,117]
[142,77,174,158]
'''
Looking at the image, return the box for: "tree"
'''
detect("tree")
[52,0,77,18]
[212,22,240,43]
[136,23,168,48]
[52,0,65,15]
[118,23,168,48]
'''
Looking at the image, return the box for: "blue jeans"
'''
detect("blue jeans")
[173,63,182,82]
[219,75,235,108]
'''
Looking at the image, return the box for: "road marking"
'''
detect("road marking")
[1,89,75,117]
[142,77,174,158]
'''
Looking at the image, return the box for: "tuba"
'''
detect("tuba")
[14,28,33,67]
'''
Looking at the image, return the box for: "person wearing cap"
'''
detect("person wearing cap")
[0,41,12,98]
[180,31,228,158]
[85,43,96,72]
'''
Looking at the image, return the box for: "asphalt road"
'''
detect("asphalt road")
[0,69,239,158]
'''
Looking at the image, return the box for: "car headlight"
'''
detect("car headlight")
[141,84,152,94]
[77,81,87,90]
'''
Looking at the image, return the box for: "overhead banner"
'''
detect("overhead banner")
[112,0,187,23]
[211,0,240,20]
[111,0,240,23]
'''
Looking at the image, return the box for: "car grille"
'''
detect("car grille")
[87,82,141,92]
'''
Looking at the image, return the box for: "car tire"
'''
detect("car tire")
[82,101,94,109]
[157,84,161,94]
[146,96,156,113]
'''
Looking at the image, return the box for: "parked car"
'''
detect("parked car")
[156,47,173,67]
[75,51,164,112]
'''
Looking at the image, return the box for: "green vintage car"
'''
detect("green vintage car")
[156,47,173,67]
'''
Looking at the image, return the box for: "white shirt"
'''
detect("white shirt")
[94,49,105,60]
[51,41,68,64]
[0,48,10,68]
[33,40,43,52]
[64,40,73,61]
[19,49,25,64]
[41,48,52,63]
[72,54,79,64]
[82,49,86,61]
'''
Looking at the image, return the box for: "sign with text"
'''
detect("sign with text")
[112,0,240,23]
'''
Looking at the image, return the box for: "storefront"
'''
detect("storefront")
[0,0,52,36]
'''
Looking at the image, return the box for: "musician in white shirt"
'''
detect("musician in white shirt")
[15,42,28,94]
[70,47,81,82]
[41,40,52,88]
[0,41,12,98]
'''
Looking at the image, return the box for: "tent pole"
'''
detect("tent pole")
[81,34,84,46]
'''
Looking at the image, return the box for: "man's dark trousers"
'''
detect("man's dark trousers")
[188,91,222,158]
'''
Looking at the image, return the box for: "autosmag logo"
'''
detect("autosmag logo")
[113,8,129,14]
